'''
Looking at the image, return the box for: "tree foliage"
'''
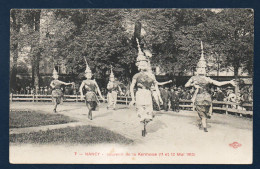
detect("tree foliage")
[10,9,254,91]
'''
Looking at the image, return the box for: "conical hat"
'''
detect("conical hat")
[136,38,148,62]
[110,66,114,79]
[52,68,58,77]
[196,41,207,73]
[85,61,92,74]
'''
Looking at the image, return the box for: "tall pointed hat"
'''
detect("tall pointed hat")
[144,49,153,73]
[109,65,114,79]
[196,41,207,74]
[136,38,148,63]
[52,68,58,77]
[84,56,92,74]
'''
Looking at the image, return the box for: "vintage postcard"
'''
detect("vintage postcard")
[9,8,253,164]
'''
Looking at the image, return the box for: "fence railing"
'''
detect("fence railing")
[178,99,253,116]
[9,94,130,104]
[10,94,253,116]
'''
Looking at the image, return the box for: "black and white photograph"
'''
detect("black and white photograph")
[9,8,253,164]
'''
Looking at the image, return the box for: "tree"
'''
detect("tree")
[10,10,21,91]
[30,10,41,94]
[11,9,253,91]
[10,9,44,93]
[10,9,41,91]
[48,9,139,88]
[201,9,254,77]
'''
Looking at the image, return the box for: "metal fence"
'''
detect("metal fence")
[10,94,253,117]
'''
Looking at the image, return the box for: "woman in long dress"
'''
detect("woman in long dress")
[185,42,236,132]
[79,63,105,120]
[50,68,73,113]
[129,39,161,137]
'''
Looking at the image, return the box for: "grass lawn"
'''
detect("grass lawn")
[10,125,134,145]
[10,111,76,128]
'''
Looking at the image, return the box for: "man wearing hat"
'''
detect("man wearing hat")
[107,67,122,110]
[79,61,105,120]
[50,68,74,113]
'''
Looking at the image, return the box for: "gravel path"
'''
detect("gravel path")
[9,102,253,164]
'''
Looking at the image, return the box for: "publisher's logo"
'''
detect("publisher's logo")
[229,142,242,149]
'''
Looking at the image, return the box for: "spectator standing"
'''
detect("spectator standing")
[162,87,170,111]
[241,89,250,104]
[186,90,192,100]
[30,88,34,95]
[20,88,24,94]
[26,86,30,94]
[47,87,52,95]
[170,87,180,112]
[44,86,48,95]
[65,86,70,95]
[181,89,188,100]
[215,87,225,101]
[40,87,43,95]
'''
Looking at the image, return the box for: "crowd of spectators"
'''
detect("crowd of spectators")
[13,84,128,97]
[158,85,193,112]
[158,85,253,112]
[12,85,78,95]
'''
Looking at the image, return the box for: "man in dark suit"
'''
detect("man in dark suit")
[215,87,225,101]
[170,87,180,112]
[161,87,170,111]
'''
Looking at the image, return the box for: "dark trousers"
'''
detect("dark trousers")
[163,99,169,111]
[171,101,179,111]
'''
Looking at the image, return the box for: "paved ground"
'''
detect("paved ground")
[9,102,253,164]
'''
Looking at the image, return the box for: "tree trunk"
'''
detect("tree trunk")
[10,43,18,92]
[34,49,40,94]
[10,10,20,92]
[234,65,239,79]
[31,58,35,87]
[234,65,239,101]
[32,10,41,94]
